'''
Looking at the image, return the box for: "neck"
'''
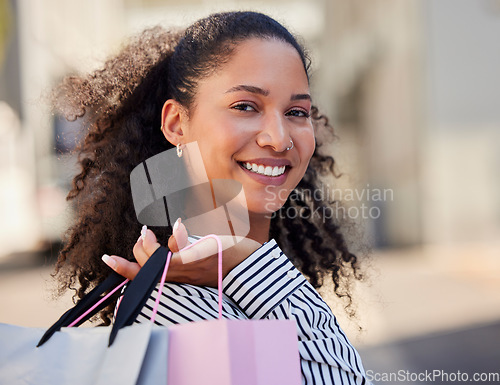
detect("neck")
[245,212,272,244]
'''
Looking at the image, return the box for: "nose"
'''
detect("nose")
[256,111,290,152]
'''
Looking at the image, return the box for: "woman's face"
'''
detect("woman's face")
[180,38,315,215]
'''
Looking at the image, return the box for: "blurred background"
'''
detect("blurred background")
[0,0,499,383]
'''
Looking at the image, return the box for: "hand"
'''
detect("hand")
[101,226,161,281]
[101,220,262,288]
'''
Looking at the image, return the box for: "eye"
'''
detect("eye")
[286,108,310,118]
[231,102,257,112]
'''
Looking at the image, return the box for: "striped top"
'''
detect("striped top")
[135,238,371,385]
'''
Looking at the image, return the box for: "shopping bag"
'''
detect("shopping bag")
[0,322,167,385]
[168,318,301,385]
[166,235,302,385]
[0,245,174,385]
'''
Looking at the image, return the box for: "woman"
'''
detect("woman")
[54,11,369,384]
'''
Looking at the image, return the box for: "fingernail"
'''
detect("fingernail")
[102,254,117,269]
[141,225,147,240]
[173,218,181,232]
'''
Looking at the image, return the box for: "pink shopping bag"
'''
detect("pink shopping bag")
[163,235,302,385]
[167,318,301,385]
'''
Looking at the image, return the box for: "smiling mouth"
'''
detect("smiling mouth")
[239,162,287,177]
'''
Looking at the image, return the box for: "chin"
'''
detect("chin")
[247,200,287,216]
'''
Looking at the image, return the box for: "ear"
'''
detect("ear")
[160,99,188,146]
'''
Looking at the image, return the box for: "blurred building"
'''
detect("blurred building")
[0,0,499,256]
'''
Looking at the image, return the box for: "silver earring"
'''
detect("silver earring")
[286,139,294,151]
[177,143,183,158]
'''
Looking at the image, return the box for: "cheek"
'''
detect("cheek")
[201,130,244,177]
[298,129,316,166]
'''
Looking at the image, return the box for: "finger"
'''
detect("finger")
[168,218,190,253]
[142,228,161,256]
[176,235,246,264]
[168,235,180,252]
[102,254,141,280]
[172,218,188,250]
[134,227,161,266]
[133,240,150,267]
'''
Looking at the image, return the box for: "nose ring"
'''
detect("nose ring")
[286,139,294,151]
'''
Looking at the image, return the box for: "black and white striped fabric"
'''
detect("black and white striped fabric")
[135,238,370,385]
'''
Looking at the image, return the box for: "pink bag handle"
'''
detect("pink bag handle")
[67,278,129,328]
[150,234,223,321]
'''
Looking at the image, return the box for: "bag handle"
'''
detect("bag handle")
[169,234,223,318]
[110,234,222,345]
[38,245,170,347]
[38,234,223,348]
[66,279,129,328]
[149,250,172,323]
[37,272,128,347]
[68,246,174,330]
[149,234,223,321]
[109,245,170,345]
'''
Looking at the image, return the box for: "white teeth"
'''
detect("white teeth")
[243,162,286,177]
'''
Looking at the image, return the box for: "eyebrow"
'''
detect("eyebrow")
[290,93,312,101]
[225,85,311,102]
[226,85,269,96]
